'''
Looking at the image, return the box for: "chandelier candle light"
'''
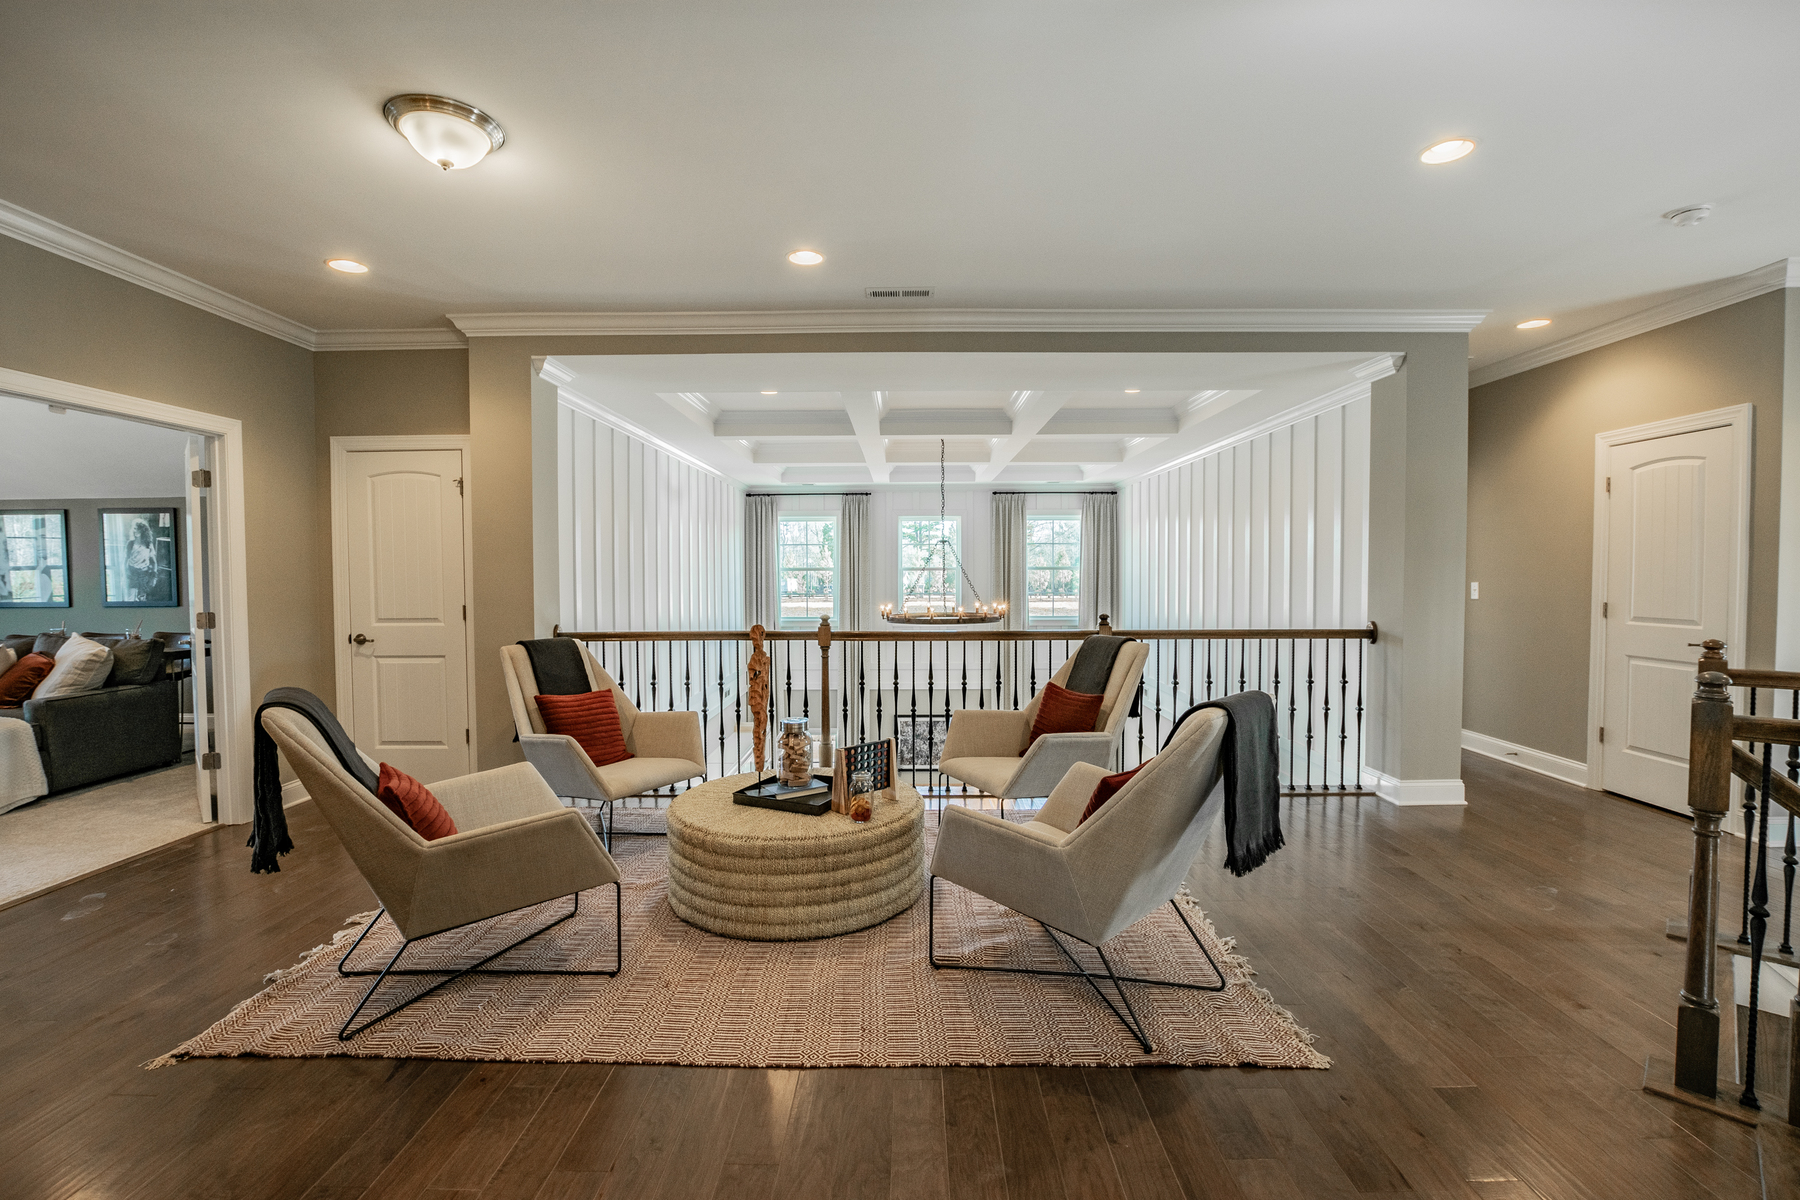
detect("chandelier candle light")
[882,440,1006,626]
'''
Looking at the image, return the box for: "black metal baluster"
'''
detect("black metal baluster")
[1305,640,1316,792]
[1205,639,1214,700]
[1338,638,1350,790]
[873,643,885,749]
[943,639,954,794]
[1320,640,1334,791]
[1741,687,1759,944]
[783,641,793,728]
[1237,638,1247,693]
[857,643,868,743]
[909,640,919,790]
[1355,637,1365,791]
[1783,688,1798,958]
[1740,741,1774,1109]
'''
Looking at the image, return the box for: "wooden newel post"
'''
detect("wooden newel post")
[1676,669,1735,1096]
[817,616,833,767]
[1098,614,1113,636]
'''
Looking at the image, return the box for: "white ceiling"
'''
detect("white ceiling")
[0,395,191,499]
[549,351,1384,485]
[4,2,1798,370]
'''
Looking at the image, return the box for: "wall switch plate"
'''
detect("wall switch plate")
[1470,581,1479,599]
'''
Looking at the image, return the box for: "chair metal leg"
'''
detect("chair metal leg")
[336,882,623,1041]
[927,874,1227,1054]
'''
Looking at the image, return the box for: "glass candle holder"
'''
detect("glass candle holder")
[849,768,874,822]
[778,717,813,787]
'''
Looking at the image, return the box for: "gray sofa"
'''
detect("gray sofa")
[2,679,182,794]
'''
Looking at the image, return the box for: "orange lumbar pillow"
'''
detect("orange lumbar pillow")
[535,689,634,766]
[1027,681,1106,749]
[0,652,56,707]
[375,762,459,841]
[1079,765,1142,825]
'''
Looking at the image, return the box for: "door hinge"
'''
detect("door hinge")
[191,468,212,489]
[1598,727,1605,744]
[465,728,470,745]
[1605,476,1611,494]
[1602,601,1608,618]
[194,611,217,629]
[463,604,467,621]
[454,477,464,495]
[200,751,222,771]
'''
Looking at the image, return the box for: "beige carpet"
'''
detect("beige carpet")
[0,762,206,908]
[156,830,1328,1070]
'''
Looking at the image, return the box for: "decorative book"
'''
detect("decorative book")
[732,773,834,816]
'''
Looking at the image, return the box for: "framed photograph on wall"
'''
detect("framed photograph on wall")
[100,508,181,607]
[0,510,71,608]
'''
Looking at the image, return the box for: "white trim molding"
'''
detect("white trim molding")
[1471,258,1800,387]
[1360,769,1468,807]
[0,199,467,352]
[1150,376,1374,478]
[450,309,1489,337]
[1461,729,1589,789]
[1584,405,1753,797]
[281,779,308,807]
[0,366,255,825]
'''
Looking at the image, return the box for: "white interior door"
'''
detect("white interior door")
[183,435,214,821]
[341,449,470,783]
[1599,424,1740,812]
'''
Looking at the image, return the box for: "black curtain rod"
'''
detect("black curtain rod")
[747,491,873,497]
[990,490,1119,495]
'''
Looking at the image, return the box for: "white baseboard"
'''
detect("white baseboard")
[1460,729,1589,788]
[281,779,308,807]
[1360,768,1467,806]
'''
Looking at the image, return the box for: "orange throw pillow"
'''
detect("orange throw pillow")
[1079,766,1142,825]
[1027,682,1106,749]
[376,762,458,841]
[536,689,633,766]
[0,652,56,706]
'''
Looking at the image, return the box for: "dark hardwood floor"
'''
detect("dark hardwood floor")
[4,752,1796,1199]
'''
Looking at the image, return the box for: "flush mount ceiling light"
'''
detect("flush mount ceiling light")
[1420,138,1477,164]
[1516,318,1552,329]
[787,250,824,265]
[1663,204,1714,227]
[384,94,505,170]
[326,258,369,273]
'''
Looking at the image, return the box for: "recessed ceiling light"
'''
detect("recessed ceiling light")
[1124,389,1140,394]
[761,390,778,395]
[1420,138,1477,164]
[787,250,824,265]
[1516,318,1552,330]
[384,94,505,170]
[326,258,369,273]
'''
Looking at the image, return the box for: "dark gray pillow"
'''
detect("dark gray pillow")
[2,634,35,659]
[33,632,68,658]
[106,637,166,686]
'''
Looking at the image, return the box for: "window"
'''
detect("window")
[777,515,836,624]
[898,517,960,614]
[0,510,70,607]
[1026,515,1081,624]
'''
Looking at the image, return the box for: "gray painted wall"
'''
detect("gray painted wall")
[1,496,190,641]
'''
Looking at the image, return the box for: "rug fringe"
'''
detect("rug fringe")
[1174,885,1331,1067]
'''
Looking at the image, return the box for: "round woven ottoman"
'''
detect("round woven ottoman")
[665,773,925,941]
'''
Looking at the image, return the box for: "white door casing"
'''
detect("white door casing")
[332,438,475,783]
[1587,407,1751,811]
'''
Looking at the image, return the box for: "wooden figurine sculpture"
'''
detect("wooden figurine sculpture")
[747,623,771,772]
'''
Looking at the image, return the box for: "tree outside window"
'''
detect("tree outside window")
[1026,515,1080,624]
[778,516,836,623]
[898,517,959,613]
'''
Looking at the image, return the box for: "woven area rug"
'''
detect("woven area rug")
[154,829,1328,1069]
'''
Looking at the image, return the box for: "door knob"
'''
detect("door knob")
[350,633,375,646]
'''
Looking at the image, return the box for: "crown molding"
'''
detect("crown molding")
[1144,376,1373,479]
[1470,258,1800,387]
[311,328,467,351]
[552,382,725,479]
[447,308,1490,338]
[0,198,317,348]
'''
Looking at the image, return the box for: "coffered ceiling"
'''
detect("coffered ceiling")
[545,351,1386,486]
[2,2,1797,373]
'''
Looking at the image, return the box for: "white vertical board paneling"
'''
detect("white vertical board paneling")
[1121,395,1370,631]
[557,402,744,631]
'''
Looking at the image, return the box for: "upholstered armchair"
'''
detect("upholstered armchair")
[937,641,1147,810]
[928,705,1230,1052]
[500,643,705,846]
[260,708,621,1040]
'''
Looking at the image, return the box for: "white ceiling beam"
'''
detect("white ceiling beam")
[1038,408,1178,437]
[976,390,1066,482]
[713,409,857,438]
[841,391,892,483]
[751,440,865,464]
[877,408,1011,437]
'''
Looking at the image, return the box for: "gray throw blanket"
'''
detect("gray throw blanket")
[1162,691,1283,876]
[250,688,376,874]
[519,637,590,696]
[1066,635,1129,695]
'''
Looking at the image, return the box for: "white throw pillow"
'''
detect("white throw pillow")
[0,647,14,674]
[33,634,115,700]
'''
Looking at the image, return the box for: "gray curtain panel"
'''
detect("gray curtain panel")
[839,493,870,630]
[744,494,780,629]
[1080,492,1120,629]
[991,493,1028,630]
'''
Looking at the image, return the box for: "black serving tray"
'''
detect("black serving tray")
[732,773,835,816]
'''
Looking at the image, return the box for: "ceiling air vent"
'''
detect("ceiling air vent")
[865,287,934,299]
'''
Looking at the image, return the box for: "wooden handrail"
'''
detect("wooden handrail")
[1730,745,1800,821]
[1695,637,1800,692]
[554,621,1379,645]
